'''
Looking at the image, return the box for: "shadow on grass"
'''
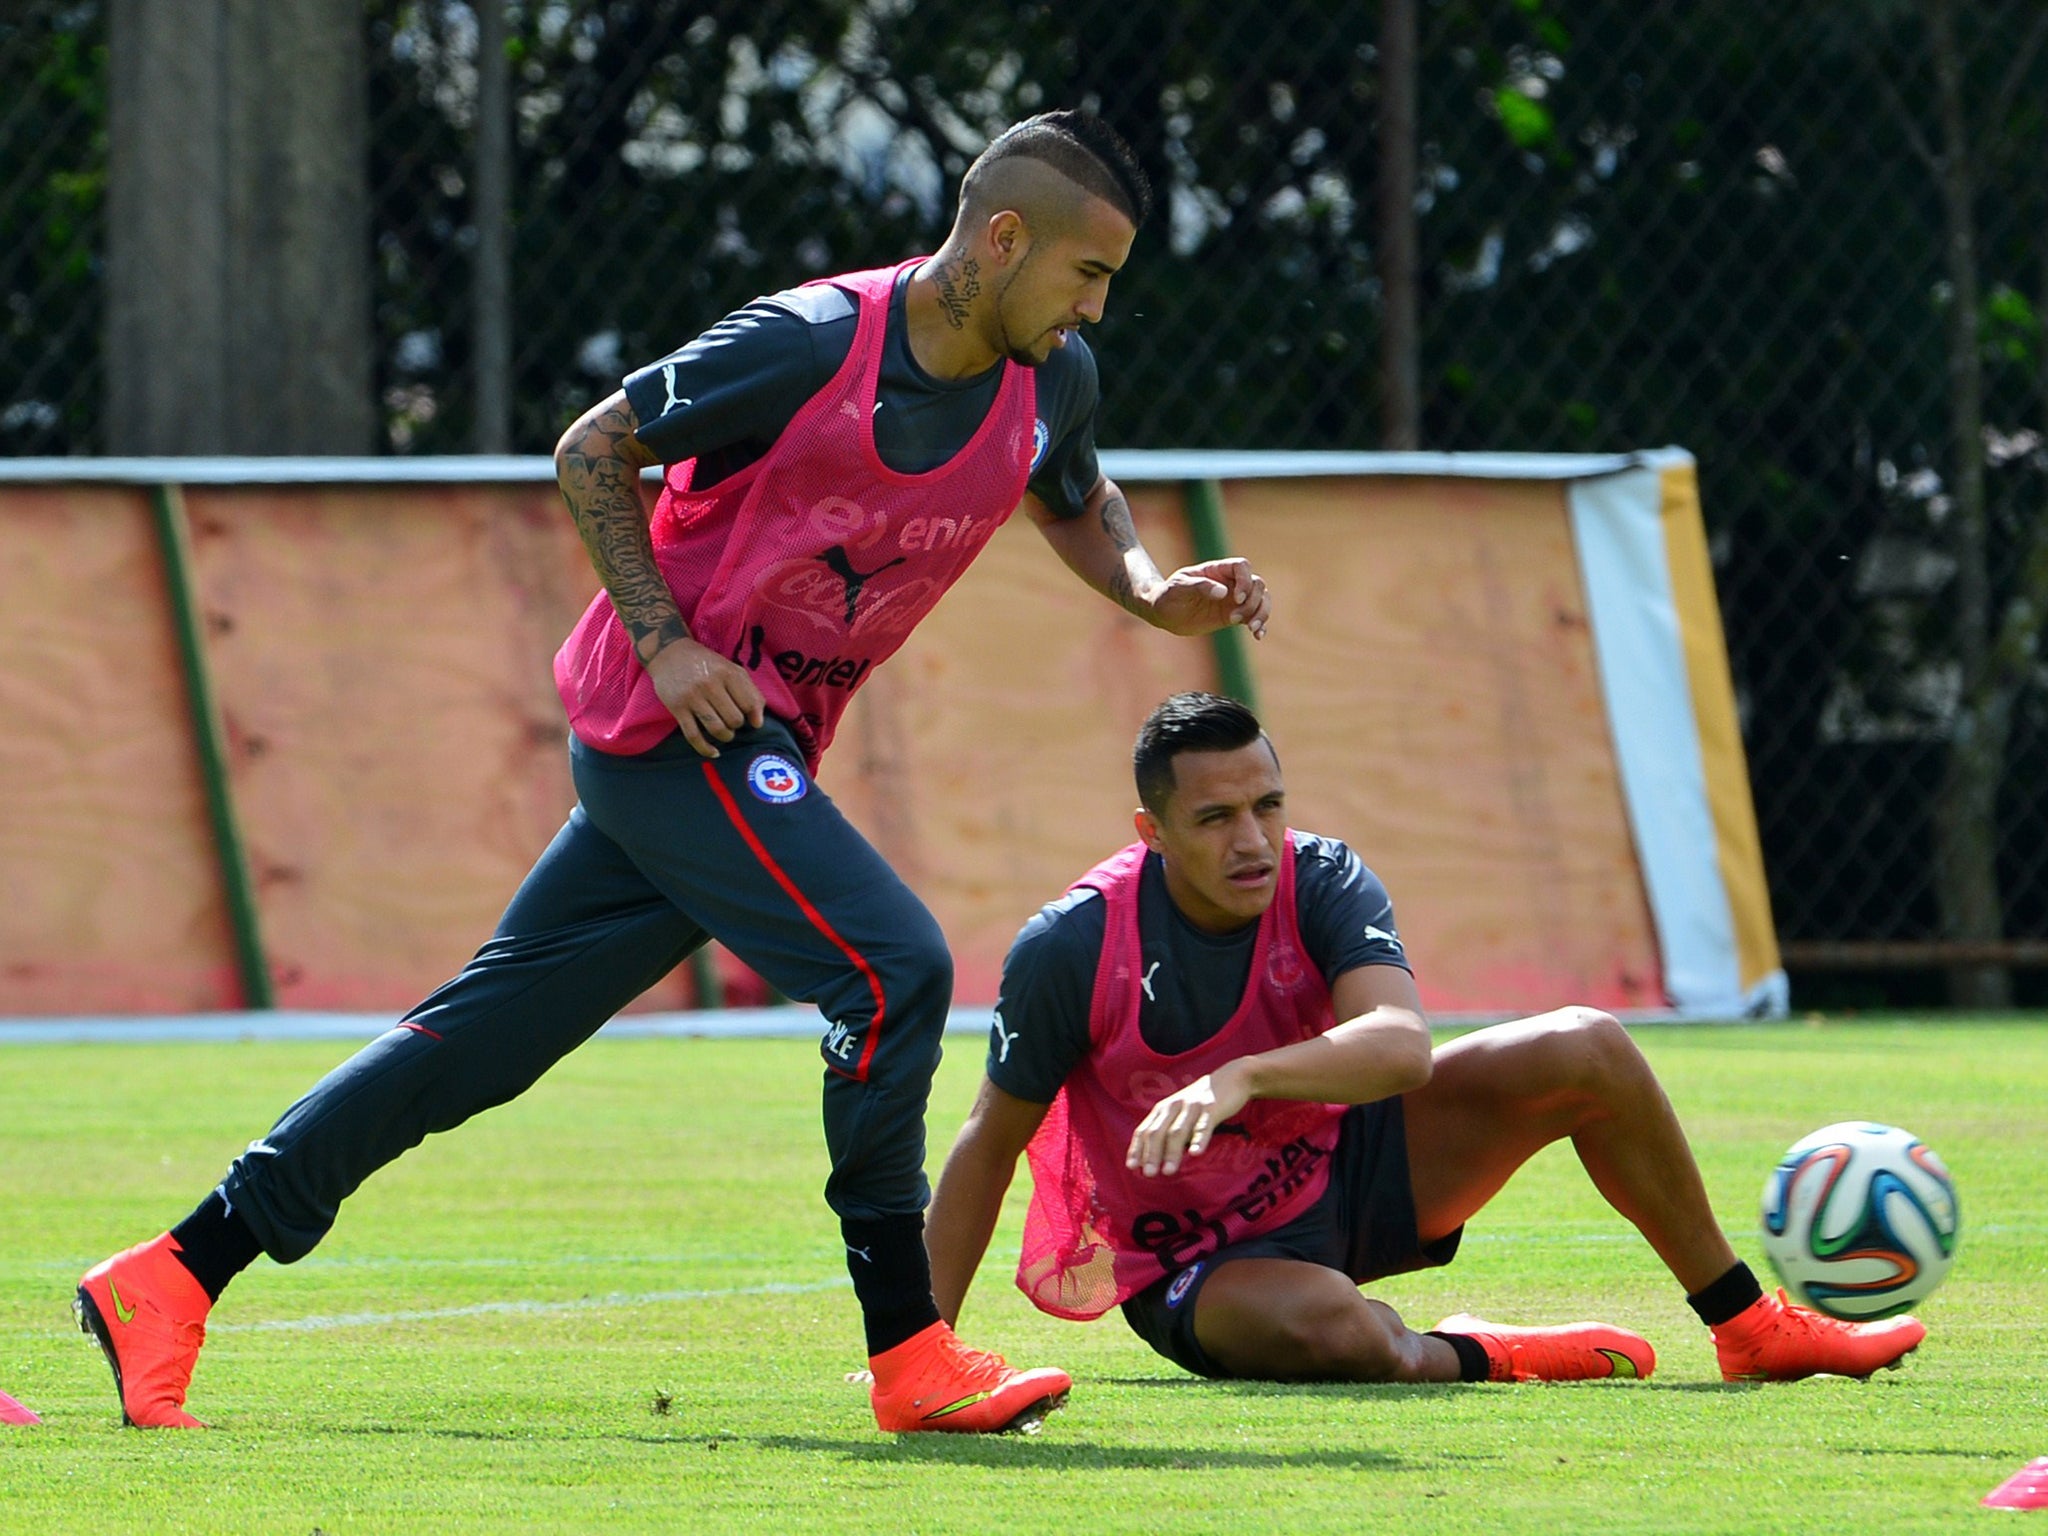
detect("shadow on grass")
[314,1421,1429,1468]
[327,1424,702,1446]
[1094,1377,1459,1395]
[307,1376,1758,1449]
[1099,1376,1751,1396]
[750,1433,1423,1470]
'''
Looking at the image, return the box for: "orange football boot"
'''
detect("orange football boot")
[1712,1289,1925,1382]
[1435,1312,1656,1382]
[868,1321,1070,1433]
[74,1233,211,1428]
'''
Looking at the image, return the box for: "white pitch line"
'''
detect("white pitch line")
[213,1278,849,1334]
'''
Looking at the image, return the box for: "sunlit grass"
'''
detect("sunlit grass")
[2,1021,2043,1533]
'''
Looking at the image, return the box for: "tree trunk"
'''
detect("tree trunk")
[106,0,373,455]
[1924,0,2010,1007]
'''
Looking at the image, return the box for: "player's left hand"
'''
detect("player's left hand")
[1126,1064,1255,1178]
[1146,558,1270,640]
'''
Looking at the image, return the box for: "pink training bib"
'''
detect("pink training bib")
[554,259,1039,769]
[1017,834,1345,1320]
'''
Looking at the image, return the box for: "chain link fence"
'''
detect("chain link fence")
[5,0,2047,1003]
[0,2,101,456]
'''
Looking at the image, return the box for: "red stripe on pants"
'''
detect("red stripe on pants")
[700,763,886,1080]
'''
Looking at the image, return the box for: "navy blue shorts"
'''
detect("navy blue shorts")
[1118,1095,1462,1377]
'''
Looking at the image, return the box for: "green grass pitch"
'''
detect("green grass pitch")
[2,1020,2044,1533]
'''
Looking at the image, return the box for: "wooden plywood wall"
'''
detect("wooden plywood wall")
[1227,476,1663,1012]
[0,476,1664,1018]
[0,487,239,1010]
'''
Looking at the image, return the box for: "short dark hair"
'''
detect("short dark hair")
[1133,692,1269,812]
[961,110,1153,228]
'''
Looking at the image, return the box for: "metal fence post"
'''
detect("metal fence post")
[1377,0,1420,450]
[472,0,513,454]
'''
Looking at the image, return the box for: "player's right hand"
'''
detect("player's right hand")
[645,638,766,758]
[1126,1063,1254,1178]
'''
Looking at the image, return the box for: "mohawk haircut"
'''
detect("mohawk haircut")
[1133,692,1271,813]
[959,110,1153,229]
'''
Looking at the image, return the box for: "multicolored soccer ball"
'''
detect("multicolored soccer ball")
[1759,1121,1959,1320]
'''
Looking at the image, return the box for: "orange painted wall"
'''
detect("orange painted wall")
[176,484,624,1009]
[0,476,1662,1018]
[0,487,240,1010]
[1224,477,1663,1013]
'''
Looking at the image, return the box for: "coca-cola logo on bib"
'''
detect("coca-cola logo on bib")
[752,556,859,637]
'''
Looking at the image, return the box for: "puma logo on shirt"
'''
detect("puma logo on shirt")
[660,362,691,415]
[818,544,909,625]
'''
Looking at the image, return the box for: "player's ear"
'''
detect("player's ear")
[987,209,1026,264]
[1134,807,1165,853]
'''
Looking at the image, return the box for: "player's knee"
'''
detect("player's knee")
[879,917,954,1041]
[898,922,953,1003]
[1555,1006,1644,1092]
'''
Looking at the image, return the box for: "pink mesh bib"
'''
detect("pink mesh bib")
[1016,834,1344,1320]
[554,259,1038,768]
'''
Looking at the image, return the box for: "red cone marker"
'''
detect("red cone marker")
[0,1390,41,1425]
[1983,1458,2048,1511]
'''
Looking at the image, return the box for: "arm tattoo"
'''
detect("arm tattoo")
[557,399,691,663]
[1096,487,1160,615]
[933,253,981,331]
[1098,487,1142,554]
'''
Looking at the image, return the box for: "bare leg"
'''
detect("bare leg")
[1403,1008,1739,1294]
[1191,1258,1462,1382]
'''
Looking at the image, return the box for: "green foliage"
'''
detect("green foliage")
[1492,88,1554,150]
[0,1,105,453]
[348,0,1404,452]
[1983,283,2039,368]
[3,1026,2046,1534]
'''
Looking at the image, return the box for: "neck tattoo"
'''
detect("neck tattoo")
[933,254,980,330]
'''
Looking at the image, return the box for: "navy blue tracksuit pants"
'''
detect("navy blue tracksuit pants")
[220,721,951,1265]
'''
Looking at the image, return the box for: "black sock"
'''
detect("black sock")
[1426,1330,1492,1383]
[1687,1260,1765,1328]
[168,1191,263,1303]
[842,1214,942,1357]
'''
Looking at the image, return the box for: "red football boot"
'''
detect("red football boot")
[868,1322,1070,1433]
[1435,1312,1657,1382]
[1712,1289,1925,1382]
[75,1233,211,1428]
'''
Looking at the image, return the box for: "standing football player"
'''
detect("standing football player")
[76,111,1269,1436]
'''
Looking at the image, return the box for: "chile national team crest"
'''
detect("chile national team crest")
[1265,940,1307,993]
[747,753,808,804]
